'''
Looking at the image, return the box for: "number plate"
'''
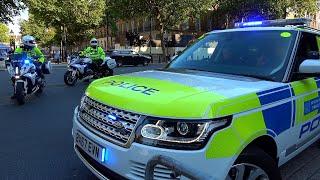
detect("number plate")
[75,131,104,162]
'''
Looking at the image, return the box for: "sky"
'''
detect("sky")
[8,9,29,35]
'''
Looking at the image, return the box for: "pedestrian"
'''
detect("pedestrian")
[54,51,60,64]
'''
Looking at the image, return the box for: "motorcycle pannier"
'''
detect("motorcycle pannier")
[106,58,117,69]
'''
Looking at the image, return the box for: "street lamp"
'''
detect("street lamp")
[9,30,15,50]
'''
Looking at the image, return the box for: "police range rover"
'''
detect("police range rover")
[72,18,320,180]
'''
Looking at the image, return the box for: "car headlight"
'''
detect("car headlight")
[135,116,232,150]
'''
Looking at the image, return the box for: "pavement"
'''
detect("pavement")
[0,64,319,179]
[0,60,5,70]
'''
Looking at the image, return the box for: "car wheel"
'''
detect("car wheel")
[227,146,281,180]
[142,61,147,66]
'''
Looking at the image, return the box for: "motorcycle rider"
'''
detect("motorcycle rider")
[12,35,45,98]
[80,38,106,74]
[15,35,45,78]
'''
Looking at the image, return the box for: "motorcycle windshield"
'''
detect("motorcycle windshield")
[12,52,32,67]
[13,52,27,62]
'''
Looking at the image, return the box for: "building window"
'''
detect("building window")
[144,17,151,31]
[131,20,135,32]
[207,18,212,31]
[196,18,201,31]
[126,22,129,32]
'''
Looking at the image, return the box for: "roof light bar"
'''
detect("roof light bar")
[235,18,311,28]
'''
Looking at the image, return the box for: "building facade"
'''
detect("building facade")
[85,14,210,51]
[85,3,320,51]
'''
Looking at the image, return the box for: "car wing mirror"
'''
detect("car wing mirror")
[299,59,320,74]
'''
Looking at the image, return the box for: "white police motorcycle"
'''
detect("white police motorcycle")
[7,52,51,105]
[64,55,116,86]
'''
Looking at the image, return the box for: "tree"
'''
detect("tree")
[0,23,10,43]
[0,0,25,23]
[27,0,106,48]
[148,0,216,61]
[211,0,319,29]
[286,0,319,17]
[20,14,56,47]
[114,0,216,61]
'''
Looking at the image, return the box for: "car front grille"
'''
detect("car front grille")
[78,95,142,147]
[130,161,180,180]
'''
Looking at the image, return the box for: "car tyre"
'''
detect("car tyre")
[227,146,281,180]
[142,61,147,66]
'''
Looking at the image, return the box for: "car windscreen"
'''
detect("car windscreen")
[167,30,297,82]
[119,51,131,55]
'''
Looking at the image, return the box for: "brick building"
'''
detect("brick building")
[85,15,210,51]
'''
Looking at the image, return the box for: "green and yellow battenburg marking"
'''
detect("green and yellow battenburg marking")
[85,74,320,159]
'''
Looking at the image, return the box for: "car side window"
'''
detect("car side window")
[290,32,320,81]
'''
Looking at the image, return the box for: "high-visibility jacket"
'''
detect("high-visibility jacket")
[80,46,105,62]
[15,46,45,63]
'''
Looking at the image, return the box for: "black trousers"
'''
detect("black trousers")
[34,62,44,78]
[89,59,103,72]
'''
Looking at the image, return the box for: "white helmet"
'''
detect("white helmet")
[22,35,36,47]
[90,38,98,46]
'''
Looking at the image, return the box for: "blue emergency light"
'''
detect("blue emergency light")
[24,60,30,64]
[235,18,311,28]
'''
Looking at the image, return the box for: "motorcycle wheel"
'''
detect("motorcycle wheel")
[36,85,43,95]
[15,82,25,105]
[64,71,78,86]
[36,78,45,95]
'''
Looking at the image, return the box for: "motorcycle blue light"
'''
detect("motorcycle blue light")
[24,60,30,64]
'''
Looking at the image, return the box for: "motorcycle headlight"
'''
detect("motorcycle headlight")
[135,116,232,150]
[15,67,19,75]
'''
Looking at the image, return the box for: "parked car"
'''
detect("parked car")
[104,50,114,57]
[0,50,8,61]
[110,50,152,66]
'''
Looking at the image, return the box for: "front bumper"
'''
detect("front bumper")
[72,107,235,180]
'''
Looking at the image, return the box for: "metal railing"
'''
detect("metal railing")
[145,155,213,180]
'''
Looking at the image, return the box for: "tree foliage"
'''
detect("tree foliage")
[148,0,215,59]
[20,14,56,47]
[0,23,10,43]
[286,0,319,17]
[0,0,25,23]
[211,0,319,29]
[26,0,106,46]
[113,0,216,59]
